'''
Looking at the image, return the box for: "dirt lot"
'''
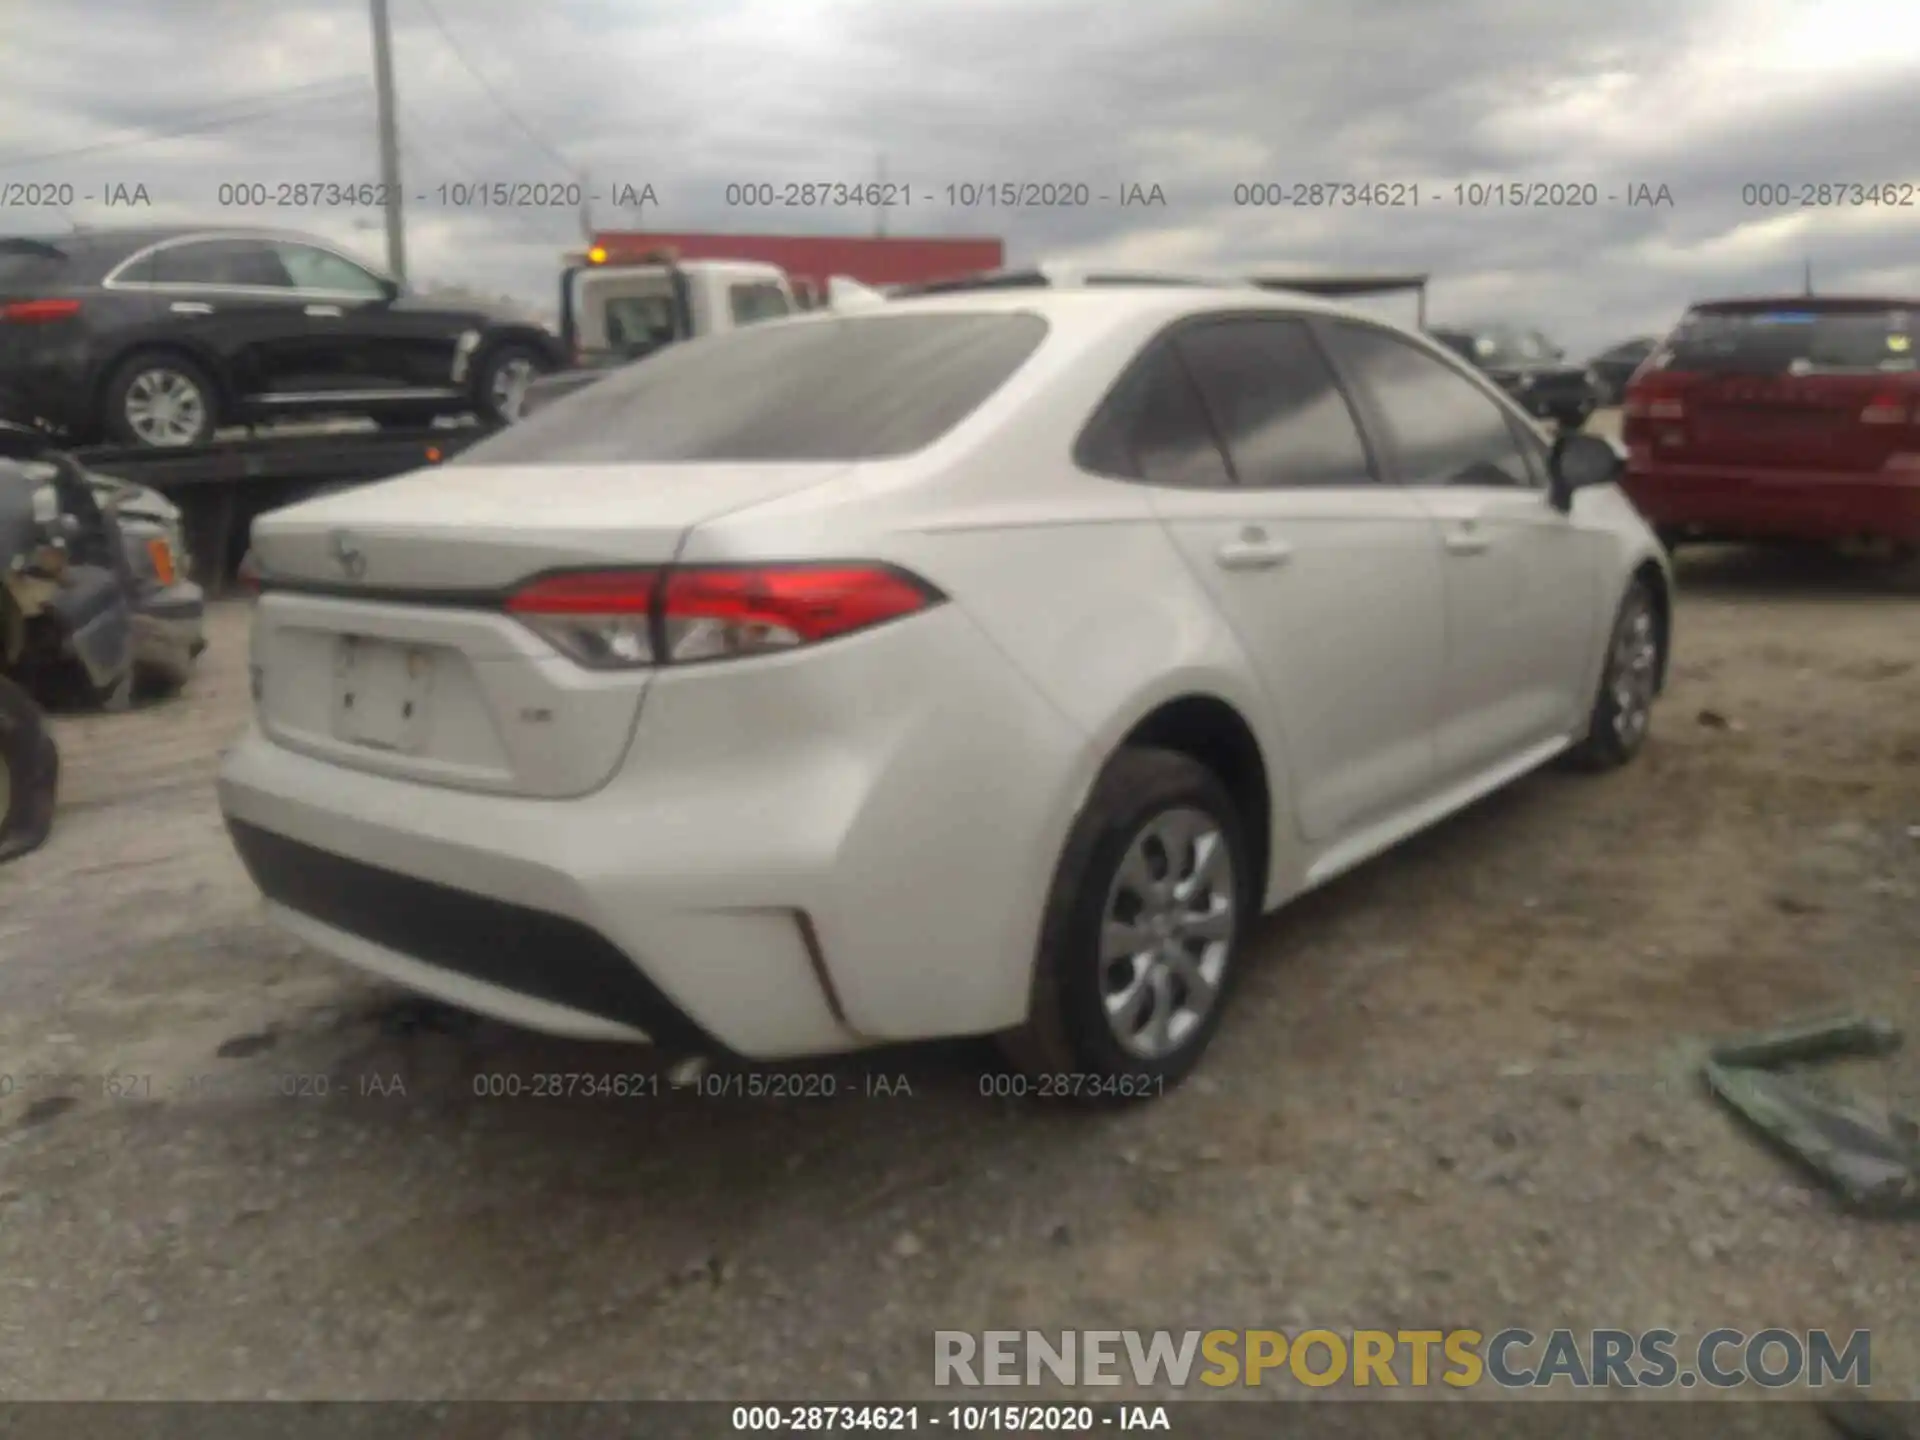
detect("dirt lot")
[1,536,1916,1406]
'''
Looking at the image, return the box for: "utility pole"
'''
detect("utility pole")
[875,152,888,238]
[1803,258,1814,297]
[579,165,593,243]
[369,0,407,283]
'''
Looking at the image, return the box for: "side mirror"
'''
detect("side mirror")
[1547,432,1623,511]
[378,276,402,303]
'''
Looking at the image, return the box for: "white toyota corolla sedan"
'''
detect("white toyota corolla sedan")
[218,273,1671,1096]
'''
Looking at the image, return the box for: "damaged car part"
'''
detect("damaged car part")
[1703,1015,1920,1217]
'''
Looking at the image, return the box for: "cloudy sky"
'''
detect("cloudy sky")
[3,0,1918,351]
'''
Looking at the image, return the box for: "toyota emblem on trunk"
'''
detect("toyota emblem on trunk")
[329,530,367,579]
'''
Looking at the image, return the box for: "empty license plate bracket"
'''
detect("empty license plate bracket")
[333,636,435,752]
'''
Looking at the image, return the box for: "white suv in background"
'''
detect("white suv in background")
[218,276,1671,1096]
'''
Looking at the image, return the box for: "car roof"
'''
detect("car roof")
[1687,295,1918,313]
[870,282,1399,332]
[9,224,367,257]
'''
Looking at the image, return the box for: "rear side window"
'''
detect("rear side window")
[1174,318,1373,487]
[1074,340,1233,488]
[155,240,293,288]
[0,242,69,286]
[457,311,1048,464]
[1662,307,1917,374]
[1320,322,1534,488]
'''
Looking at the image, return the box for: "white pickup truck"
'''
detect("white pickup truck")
[512,255,886,417]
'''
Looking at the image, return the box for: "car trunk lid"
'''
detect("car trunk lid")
[248,461,847,797]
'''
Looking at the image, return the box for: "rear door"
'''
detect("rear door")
[144,237,309,402]
[263,239,462,397]
[1318,320,1603,781]
[1120,315,1448,846]
[1663,305,1919,474]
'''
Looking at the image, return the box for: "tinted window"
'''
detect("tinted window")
[1075,339,1233,488]
[1174,319,1372,487]
[0,241,69,286]
[1663,307,1917,374]
[156,240,292,287]
[457,311,1048,465]
[728,282,792,325]
[1323,323,1534,488]
[273,243,386,296]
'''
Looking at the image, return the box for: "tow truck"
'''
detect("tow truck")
[521,247,886,413]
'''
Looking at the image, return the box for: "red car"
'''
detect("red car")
[1621,296,1919,550]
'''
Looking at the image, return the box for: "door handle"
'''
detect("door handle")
[1214,532,1293,571]
[304,304,344,318]
[1442,522,1491,556]
[169,301,213,315]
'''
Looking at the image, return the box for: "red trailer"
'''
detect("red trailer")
[584,231,1005,305]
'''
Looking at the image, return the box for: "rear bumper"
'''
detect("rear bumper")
[216,605,1089,1059]
[1622,463,1920,544]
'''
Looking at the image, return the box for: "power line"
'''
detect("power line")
[0,84,368,172]
[406,0,576,179]
[0,82,370,170]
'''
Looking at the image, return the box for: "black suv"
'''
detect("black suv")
[1427,324,1599,430]
[0,227,565,449]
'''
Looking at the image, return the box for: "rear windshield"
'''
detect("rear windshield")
[457,311,1049,465]
[0,241,70,287]
[1467,328,1558,365]
[1662,307,1917,374]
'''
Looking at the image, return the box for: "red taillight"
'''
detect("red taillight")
[661,564,937,661]
[504,564,940,669]
[1860,391,1911,425]
[0,298,81,323]
[507,569,659,668]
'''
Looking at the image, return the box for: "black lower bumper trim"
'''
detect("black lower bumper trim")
[224,817,718,1051]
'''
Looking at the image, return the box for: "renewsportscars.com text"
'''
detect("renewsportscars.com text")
[933,1327,1871,1390]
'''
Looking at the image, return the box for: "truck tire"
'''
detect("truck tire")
[0,672,59,862]
[103,351,219,449]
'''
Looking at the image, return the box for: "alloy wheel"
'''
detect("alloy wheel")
[123,368,207,447]
[1609,592,1659,747]
[1098,806,1237,1060]
[489,356,537,419]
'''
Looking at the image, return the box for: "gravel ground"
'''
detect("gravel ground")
[0,532,1916,1406]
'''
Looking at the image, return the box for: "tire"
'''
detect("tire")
[1000,747,1252,1099]
[102,351,219,449]
[473,343,551,424]
[0,672,59,862]
[1565,577,1663,772]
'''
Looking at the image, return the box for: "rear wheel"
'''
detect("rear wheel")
[1001,748,1250,1099]
[103,352,218,449]
[1566,578,1663,771]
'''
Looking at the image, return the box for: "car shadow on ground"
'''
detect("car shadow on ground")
[1675,542,1920,599]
